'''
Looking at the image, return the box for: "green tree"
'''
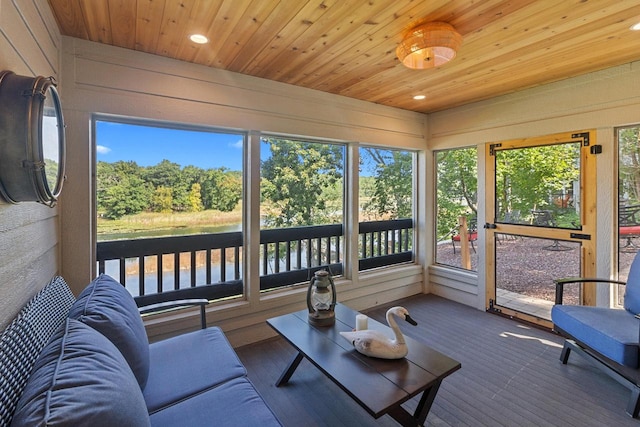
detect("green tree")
[143,160,189,211]
[436,148,478,239]
[102,175,152,219]
[97,161,151,219]
[261,138,343,227]
[495,143,579,219]
[361,148,413,219]
[201,168,241,212]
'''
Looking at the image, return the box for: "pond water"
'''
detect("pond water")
[98,223,242,241]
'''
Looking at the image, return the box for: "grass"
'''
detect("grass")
[97,205,243,235]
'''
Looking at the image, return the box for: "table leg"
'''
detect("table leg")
[413,379,442,425]
[275,351,304,387]
[387,379,442,427]
[387,407,419,427]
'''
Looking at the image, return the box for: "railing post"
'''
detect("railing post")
[459,216,471,270]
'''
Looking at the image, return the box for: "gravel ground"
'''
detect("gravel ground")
[436,235,636,305]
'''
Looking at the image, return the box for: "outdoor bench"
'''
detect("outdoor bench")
[0,274,282,426]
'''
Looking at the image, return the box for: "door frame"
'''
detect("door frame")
[484,130,598,328]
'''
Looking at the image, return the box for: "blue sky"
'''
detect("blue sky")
[95,120,394,175]
[96,121,244,171]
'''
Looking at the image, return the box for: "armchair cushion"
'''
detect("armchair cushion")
[624,253,640,315]
[11,319,150,426]
[68,274,150,389]
[551,304,639,368]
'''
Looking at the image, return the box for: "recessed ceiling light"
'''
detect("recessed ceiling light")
[189,34,209,44]
[413,95,426,100]
[631,22,640,31]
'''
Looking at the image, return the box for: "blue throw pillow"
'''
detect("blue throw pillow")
[10,319,150,426]
[68,274,150,389]
[624,252,640,315]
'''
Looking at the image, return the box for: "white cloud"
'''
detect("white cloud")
[96,145,111,154]
[230,139,243,149]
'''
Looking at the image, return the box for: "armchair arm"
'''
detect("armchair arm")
[138,298,210,329]
[554,277,626,305]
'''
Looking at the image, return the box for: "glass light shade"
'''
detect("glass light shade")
[306,270,336,326]
[311,286,332,310]
[396,22,462,69]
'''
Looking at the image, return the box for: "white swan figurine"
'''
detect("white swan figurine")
[340,306,417,359]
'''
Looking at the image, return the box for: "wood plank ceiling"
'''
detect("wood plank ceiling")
[47,0,640,114]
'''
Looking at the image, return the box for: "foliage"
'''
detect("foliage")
[260,138,344,227]
[97,160,241,220]
[436,148,478,240]
[201,169,242,212]
[151,186,173,213]
[188,183,204,212]
[436,142,582,241]
[495,143,579,217]
[619,127,640,204]
[97,161,153,219]
[143,160,190,211]
[360,148,413,219]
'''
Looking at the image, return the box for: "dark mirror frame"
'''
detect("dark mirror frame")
[0,71,66,207]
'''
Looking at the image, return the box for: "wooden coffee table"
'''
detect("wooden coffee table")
[267,303,461,426]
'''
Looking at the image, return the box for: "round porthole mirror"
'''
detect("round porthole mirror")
[0,71,66,207]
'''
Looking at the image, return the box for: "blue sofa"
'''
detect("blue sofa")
[0,275,282,426]
[552,252,640,418]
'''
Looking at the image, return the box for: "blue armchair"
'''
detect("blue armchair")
[552,253,640,418]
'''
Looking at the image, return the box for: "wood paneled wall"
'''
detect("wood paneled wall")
[0,0,62,329]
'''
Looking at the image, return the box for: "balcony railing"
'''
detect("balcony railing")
[97,219,413,306]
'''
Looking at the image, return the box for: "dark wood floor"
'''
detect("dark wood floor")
[236,294,638,426]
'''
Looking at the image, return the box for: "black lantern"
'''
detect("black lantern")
[306,270,336,326]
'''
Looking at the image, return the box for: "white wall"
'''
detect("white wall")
[59,37,428,346]
[0,0,62,329]
[427,61,640,309]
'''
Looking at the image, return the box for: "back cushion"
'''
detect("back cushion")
[68,274,150,388]
[10,319,150,426]
[0,276,75,427]
[624,251,640,315]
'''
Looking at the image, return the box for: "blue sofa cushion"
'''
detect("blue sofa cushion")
[625,252,640,315]
[68,274,150,389]
[149,377,282,427]
[10,318,150,426]
[144,326,247,414]
[552,304,640,368]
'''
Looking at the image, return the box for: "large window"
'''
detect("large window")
[259,136,345,290]
[95,119,244,301]
[358,147,414,270]
[435,147,478,271]
[95,119,418,302]
[618,125,640,305]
